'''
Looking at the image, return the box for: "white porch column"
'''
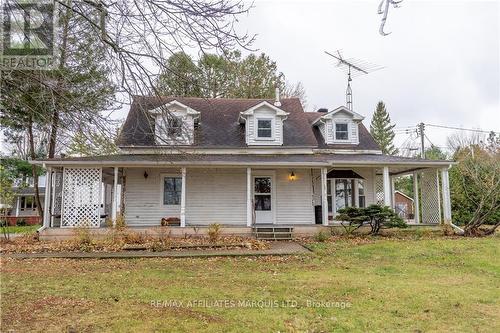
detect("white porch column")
[441,168,452,224]
[353,179,359,207]
[15,196,20,217]
[246,168,252,227]
[383,166,391,207]
[180,167,186,227]
[436,169,442,223]
[111,167,118,225]
[42,167,52,228]
[321,168,328,226]
[390,177,396,209]
[413,172,420,224]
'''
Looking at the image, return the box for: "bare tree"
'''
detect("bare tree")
[447,132,486,154]
[281,81,308,110]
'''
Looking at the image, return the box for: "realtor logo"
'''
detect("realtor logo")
[1,0,56,69]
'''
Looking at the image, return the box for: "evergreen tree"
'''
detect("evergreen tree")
[370,101,398,155]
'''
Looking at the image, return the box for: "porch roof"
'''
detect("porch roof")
[31,153,454,169]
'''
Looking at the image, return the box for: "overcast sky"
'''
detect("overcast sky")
[1,0,498,155]
[237,0,500,152]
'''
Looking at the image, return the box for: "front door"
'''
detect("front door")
[254,176,274,224]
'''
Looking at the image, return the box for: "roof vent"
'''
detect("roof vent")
[317,108,328,113]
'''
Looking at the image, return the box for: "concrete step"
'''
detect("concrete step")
[253,226,294,240]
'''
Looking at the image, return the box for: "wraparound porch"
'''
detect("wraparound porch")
[36,155,453,233]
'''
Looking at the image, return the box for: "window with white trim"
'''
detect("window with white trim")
[167,116,182,137]
[257,119,272,138]
[357,179,366,208]
[163,176,182,205]
[20,196,36,210]
[335,123,349,140]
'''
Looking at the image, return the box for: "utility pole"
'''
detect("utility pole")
[418,122,425,158]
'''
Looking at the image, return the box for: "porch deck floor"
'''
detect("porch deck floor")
[2,241,311,259]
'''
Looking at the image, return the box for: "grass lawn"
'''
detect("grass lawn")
[1,237,499,332]
[1,225,40,234]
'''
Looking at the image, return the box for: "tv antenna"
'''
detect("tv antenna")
[324,50,383,110]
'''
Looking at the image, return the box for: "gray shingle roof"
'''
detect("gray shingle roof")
[117,96,380,151]
[34,153,452,167]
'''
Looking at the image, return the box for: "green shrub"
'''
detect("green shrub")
[335,206,367,234]
[337,205,406,235]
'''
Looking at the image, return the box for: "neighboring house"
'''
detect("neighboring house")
[394,190,414,220]
[4,176,45,226]
[32,95,454,238]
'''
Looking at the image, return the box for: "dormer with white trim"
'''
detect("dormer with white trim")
[312,106,364,145]
[150,100,200,145]
[239,101,289,146]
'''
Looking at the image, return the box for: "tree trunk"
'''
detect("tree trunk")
[47,3,71,158]
[48,110,59,158]
[27,116,44,219]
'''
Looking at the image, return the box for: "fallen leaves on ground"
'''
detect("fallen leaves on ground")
[0,231,269,254]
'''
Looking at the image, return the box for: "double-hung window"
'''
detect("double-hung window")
[335,123,349,140]
[163,176,182,205]
[257,119,272,138]
[167,116,182,137]
[330,178,366,214]
[357,179,366,208]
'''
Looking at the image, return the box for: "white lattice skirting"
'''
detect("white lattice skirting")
[420,169,441,224]
[61,167,102,228]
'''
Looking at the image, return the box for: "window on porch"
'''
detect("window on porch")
[163,177,182,205]
[327,177,366,218]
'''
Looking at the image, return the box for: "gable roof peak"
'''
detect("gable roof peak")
[312,105,365,125]
[239,100,290,117]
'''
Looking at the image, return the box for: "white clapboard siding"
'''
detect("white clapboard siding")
[124,168,181,226]
[275,169,315,224]
[124,167,375,226]
[185,168,247,225]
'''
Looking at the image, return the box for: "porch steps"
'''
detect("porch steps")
[253,226,293,240]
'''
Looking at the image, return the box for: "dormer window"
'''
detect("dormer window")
[239,101,289,146]
[150,100,200,145]
[335,123,349,140]
[257,119,273,138]
[312,106,364,145]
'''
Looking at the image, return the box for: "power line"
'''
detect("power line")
[425,124,499,134]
